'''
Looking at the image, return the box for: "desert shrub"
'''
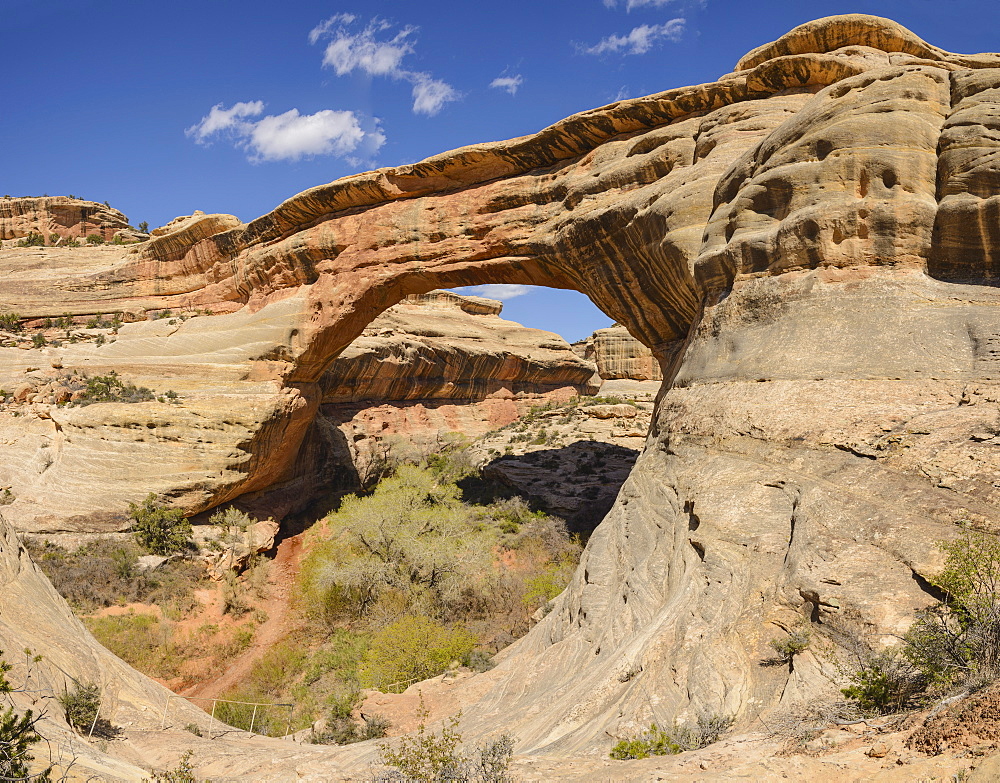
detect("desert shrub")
[309,689,389,745]
[31,332,47,348]
[836,527,1000,714]
[74,370,155,405]
[609,714,733,760]
[58,681,101,734]
[149,749,198,782]
[85,234,104,245]
[138,221,149,233]
[840,645,925,715]
[0,312,22,332]
[15,231,44,247]
[378,700,515,783]
[129,494,192,555]
[520,565,570,611]
[27,538,202,613]
[360,615,476,691]
[903,527,1000,687]
[0,489,13,506]
[769,629,811,662]
[0,651,49,781]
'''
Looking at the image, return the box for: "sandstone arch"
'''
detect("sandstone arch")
[7,12,1000,758]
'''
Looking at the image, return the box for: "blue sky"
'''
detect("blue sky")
[3,0,999,341]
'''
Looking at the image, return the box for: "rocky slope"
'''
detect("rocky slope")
[5,11,1000,777]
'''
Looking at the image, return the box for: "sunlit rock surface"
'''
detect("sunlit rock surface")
[5,12,1000,773]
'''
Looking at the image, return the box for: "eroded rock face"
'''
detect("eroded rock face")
[7,11,1000,763]
[580,323,663,381]
[0,196,133,241]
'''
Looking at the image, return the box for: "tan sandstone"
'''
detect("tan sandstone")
[4,12,1000,778]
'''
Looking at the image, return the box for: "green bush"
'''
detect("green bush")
[309,689,389,745]
[0,312,22,332]
[378,698,514,783]
[379,704,465,781]
[840,646,924,715]
[768,629,810,662]
[609,715,733,760]
[838,526,1000,715]
[58,681,101,734]
[903,528,1000,686]
[149,749,198,782]
[360,615,476,691]
[74,371,155,405]
[85,234,104,245]
[15,231,45,247]
[129,493,192,555]
[84,612,178,679]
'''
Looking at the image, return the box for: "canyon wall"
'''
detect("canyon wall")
[0,196,134,241]
[4,11,1000,762]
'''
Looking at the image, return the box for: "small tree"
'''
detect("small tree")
[378,697,514,783]
[129,493,192,555]
[138,221,149,234]
[85,234,104,245]
[58,681,100,734]
[904,527,1000,686]
[0,652,49,780]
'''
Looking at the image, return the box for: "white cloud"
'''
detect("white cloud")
[185,101,264,142]
[490,74,523,96]
[310,15,460,116]
[319,19,417,77]
[605,0,685,9]
[455,284,532,301]
[411,76,460,116]
[583,19,686,55]
[308,13,356,45]
[187,101,385,163]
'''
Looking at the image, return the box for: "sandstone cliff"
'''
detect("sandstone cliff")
[0,196,134,242]
[579,323,662,381]
[6,11,1000,771]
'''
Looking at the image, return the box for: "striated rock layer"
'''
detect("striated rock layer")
[6,11,1000,766]
[0,196,133,241]
[580,323,663,381]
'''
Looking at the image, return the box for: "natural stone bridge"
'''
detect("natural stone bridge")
[6,12,1000,755]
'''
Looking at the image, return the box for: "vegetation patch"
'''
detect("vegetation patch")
[610,716,734,760]
[129,494,193,556]
[27,538,202,614]
[838,525,1000,720]
[378,698,514,782]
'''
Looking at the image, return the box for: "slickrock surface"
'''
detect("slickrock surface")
[0,196,134,241]
[8,12,1000,779]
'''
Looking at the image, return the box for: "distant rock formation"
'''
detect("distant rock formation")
[0,196,134,241]
[577,323,662,381]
